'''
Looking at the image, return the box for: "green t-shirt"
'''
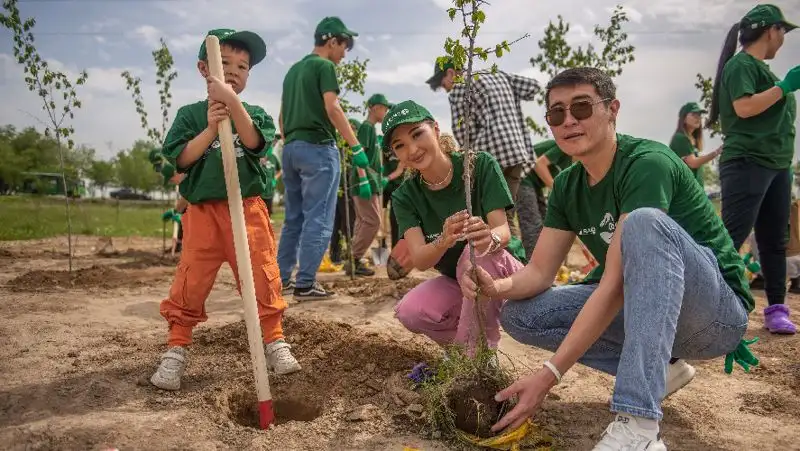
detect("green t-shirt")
[350,120,381,196]
[261,153,281,199]
[668,132,704,188]
[544,134,754,312]
[281,54,340,146]
[162,100,275,205]
[392,151,514,279]
[383,145,402,192]
[522,140,572,189]
[719,51,797,170]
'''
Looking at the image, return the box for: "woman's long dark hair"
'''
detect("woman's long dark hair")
[676,112,704,151]
[707,22,771,128]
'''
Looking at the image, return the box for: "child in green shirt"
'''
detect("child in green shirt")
[150,29,300,392]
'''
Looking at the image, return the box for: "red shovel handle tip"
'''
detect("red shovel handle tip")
[259,399,275,429]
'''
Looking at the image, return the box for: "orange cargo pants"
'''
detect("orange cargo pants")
[160,196,286,347]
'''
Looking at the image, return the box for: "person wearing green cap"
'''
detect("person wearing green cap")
[707,3,799,334]
[277,16,364,301]
[462,67,756,449]
[260,149,282,217]
[385,99,526,357]
[150,29,301,392]
[345,93,394,276]
[517,139,573,259]
[426,57,539,239]
[668,102,722,189]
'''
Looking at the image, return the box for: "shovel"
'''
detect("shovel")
[371,150,390,266]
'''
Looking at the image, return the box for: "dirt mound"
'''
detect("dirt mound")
[185,315,437,443]
[0,248,16,258]
[5,265,163,291]
[96,249,179,269]
[324,277,424,302]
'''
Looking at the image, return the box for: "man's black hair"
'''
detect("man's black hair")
[545,67,617,107]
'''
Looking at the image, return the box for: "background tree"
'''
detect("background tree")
[115,141,161,194]
[1,0,89,271]
[336,57,369,115]
[526,5,636,136]
[86,160,116,198]
[121,38,178,145]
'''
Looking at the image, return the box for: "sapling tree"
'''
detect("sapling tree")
[1,0,88,272]
[526,5,635,136]
[441,0,528,355]
[696,73,722,186]
[335,57,370,279]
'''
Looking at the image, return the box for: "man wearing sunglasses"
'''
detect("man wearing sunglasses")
[460,67,755,450]
[426,57,538,239]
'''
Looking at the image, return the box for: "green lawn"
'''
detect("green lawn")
[0,195,285,241]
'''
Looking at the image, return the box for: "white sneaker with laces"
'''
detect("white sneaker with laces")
[265,340,302,375]
[665,359,696,398]
[593,415,667,451]
[150,346,187,391]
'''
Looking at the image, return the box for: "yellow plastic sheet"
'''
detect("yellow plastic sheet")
[318,254,343,273]
[456,419,553,451]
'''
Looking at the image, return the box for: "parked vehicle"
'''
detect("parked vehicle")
[109,188,152,200]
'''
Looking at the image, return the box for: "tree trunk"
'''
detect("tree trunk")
[55,137,74,273]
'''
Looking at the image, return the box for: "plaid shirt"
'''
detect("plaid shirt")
[448,71,539,173]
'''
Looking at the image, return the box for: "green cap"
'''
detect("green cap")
[425,57,455,89]
[679,102,707,117]
[160,163,176,186]
[315,17,358,40]
[198,29,267,67]
[742,4,797,31]
[367,93,393,108]
[348,118,362,130]
[381,100,435,150]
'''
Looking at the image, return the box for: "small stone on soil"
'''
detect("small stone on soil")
[365,363,376,373]
[67,351,79,357]
[407,403,424,414]
[346,404,378,422]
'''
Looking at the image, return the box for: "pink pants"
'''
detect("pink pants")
[394,246,524,352]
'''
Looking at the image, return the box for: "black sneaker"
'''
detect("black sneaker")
[345,259,375,277]
[281,279,295,296]
[294,281,335,301]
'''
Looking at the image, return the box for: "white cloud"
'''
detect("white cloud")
[368,62,433,86]
[133,25,162,48]
[169,34,199,53]
[273,29,305,52]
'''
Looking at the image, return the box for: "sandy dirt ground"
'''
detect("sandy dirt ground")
[0,235,798,450]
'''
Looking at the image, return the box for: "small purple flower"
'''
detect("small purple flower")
[408,362,434,384]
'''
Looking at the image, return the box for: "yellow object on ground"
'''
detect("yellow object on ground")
[556,265,569,284]
[456,419,553,451]
[318,254,343,272]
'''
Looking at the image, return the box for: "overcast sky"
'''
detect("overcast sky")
[0,0,798,160]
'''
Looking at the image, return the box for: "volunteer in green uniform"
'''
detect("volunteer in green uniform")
[346,93,393,276]
[260,146,282,216]
[381,133,405,247]
[668,102,722,189]
[387,100,525,355]
[517,139,572,259]
[277,16,366,301]
[463,67,755,450]
[707,4,799,334]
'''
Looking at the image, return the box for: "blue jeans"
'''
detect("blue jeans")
[500,208,749,420]
[277,141,340,288]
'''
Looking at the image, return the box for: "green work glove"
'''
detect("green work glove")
[776,65,800,95]
[271,178,277,188]
[724,337,759,374]
[161,209,176,222]
[351,143,369,169]
[381,176,390,190]
[357,174,372,199]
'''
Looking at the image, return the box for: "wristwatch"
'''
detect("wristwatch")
[488,232,501,253]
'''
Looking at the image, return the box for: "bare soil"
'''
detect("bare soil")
[0,236,798,450]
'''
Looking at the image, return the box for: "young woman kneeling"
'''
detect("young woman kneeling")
[384,100,524,354]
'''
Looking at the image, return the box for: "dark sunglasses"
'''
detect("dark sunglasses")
[545,98,612,126]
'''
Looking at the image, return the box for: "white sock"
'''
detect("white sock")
[617,413,659,433]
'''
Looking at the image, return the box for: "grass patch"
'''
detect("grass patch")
[0,195,285,241]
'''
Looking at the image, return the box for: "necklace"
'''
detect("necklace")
[421,161,453,187]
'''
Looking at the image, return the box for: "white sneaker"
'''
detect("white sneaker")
[150,347,187,391]
[265,340,302,375]
[593,415,667,451]
[665,359,695,398]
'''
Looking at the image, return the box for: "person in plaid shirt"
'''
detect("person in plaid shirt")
[426,57,539,237]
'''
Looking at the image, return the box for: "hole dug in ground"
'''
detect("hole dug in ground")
[225,389,323,428]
